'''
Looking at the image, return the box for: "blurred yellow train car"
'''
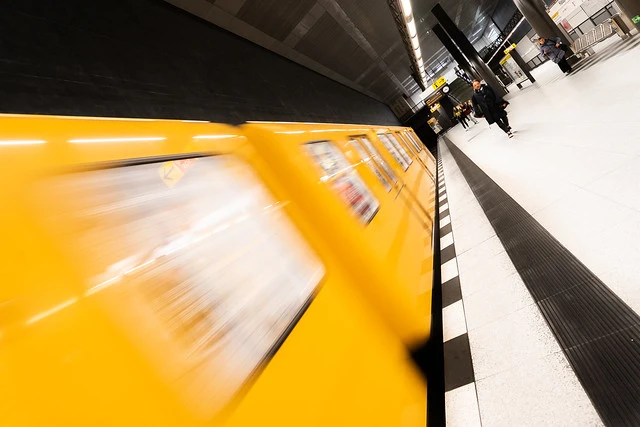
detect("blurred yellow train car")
[242,122,436,328]
[0,114,435,427]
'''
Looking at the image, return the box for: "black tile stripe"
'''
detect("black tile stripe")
[440,244,456,265]
[444,333,476,392]
[444,136,640,426]
[440,223,452,235]
[442,276,462,309]
[438,148,476,397]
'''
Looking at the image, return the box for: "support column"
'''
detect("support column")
[507,44,536,83]
[511,0,572,45]
[432,4,507,98]
[432,24,477,81]
[615,0,640,29]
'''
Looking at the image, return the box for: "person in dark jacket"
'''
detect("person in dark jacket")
[464,101,478,124]
[454,105,470,131]
[538,37,572,74]
[471,80,513,138]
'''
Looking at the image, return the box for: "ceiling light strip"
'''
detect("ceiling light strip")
[399,0,426,87]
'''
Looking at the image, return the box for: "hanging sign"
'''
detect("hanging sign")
[504,43,517,54]
[431,77,447,90]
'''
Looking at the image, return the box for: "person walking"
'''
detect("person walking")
[471,79,513,138]
[454,105,470,131]
[538,37,572,74]
[463,101,478,124]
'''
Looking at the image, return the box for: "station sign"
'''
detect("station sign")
[431,77,447,90]
[504,43,517,54]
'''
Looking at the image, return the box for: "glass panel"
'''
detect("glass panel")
[349,138,392,192]
[404,132,423,152]
[386,133,413,167]
[579,20,596,33]
[40,155,324,416]
[303,141,379,224]
[377,133,412,171]
[360,136,398,185]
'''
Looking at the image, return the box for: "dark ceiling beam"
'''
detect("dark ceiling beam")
[432,3,507,97]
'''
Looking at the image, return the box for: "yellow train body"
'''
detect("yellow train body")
[0,115,436,426]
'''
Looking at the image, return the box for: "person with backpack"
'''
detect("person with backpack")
[471,79,513,138]
[538,36,572,74]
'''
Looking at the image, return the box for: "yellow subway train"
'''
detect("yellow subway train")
[0,114,437,426]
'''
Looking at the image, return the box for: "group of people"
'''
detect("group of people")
[453,101,477,131]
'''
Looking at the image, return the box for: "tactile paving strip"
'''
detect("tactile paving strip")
[444,136,640,427]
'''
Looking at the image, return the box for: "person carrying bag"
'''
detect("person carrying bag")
[538,37,572,74]
[471,79,514,138]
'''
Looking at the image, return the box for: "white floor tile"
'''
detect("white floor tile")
[449,220,496,255]
[440,232,454,250]
[468,304,561,381]
[458,250,516,298]
[463,272,535,332]
[445,382,482,427]
[586,157,640,213]
[442,300,467,342]
[476,351,603,427]
[447,196,485,223]
[441,258,459,283]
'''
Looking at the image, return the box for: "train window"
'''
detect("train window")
[377,133,412,171]
[386,133,413,166]
[349,138,393,192]
[394,133,417,157]
[303,141,379,224]
[40,155,324,417]
[359,136,398,185]
[404,132,423,153]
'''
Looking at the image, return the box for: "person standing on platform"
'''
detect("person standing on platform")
[538,37,572,74]
[463,101,478,125]
[471,79,513,138]
[454,105,470,131]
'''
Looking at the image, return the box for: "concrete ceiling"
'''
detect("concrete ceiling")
[165,0,501,104]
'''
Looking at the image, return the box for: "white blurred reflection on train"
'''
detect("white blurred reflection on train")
[37,155,324,417]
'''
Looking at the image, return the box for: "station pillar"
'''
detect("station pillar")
[432,3,507,97]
